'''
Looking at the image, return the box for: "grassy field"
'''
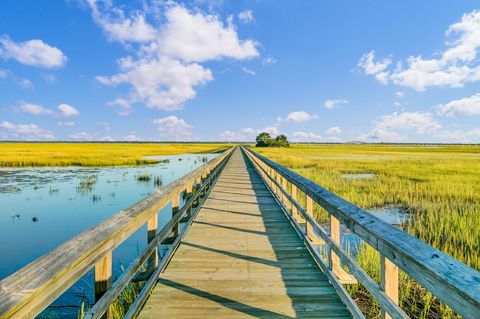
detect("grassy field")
[253,144,480,318]
[0,143,231,167]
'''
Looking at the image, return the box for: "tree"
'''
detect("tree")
[274,134,289,147]
[255,132,272,147]
[255,132,290,147]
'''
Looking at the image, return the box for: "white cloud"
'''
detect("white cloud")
[262,56,277,65]
[219,130,238,141]
[153,116,195,140]
[435,128,480,143]
[0,36,67,68]
[57,103,80,117]
[156,5,259,62]
[360,128,403,142]
[359,10,480,90]
[0,69,7,78]
[69,132,92,140]
[87,0,156,43]
[326,126,341,135]
[123,133,143,141]
[360,111,441,142]
[261,126,279,136]
[238,10,255,24]
[18,78,33,88]
[394,101,401,107]
[396,91,405,98]
[242,127,255,134]
[277,111,318,123]
[324,99,348,109]
[357,51,391,84]
[19,102,54,116]
[436,93,480,116]
[94,4,259,112]
[291,131,323,142]
[99,56,212,111]
[242,67,256,75]
[0,121,55,140]
[58,121,75,127]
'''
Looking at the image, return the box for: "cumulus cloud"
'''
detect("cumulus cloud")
[436,93,480,116]
[69,132,92,140]
[360,112,441,142]
[262,56,276,65]
[19,102,54,116]
[58,121,75,127]
[0,36,67,68]
[242,67,256,75]
[396,91,405,98]
[0,121,55,140]
[238,10,255,24]
[435,128,480,143]
[87,0,156,43]
[359,10,480,90]
[324,99,348,109]
[93,4,259,112]
[277,111,318,123]
[153,116,195,140]
[219,130,238,141]
[291,131,323,142]
[57,103,80,117]
[326,126,341,135]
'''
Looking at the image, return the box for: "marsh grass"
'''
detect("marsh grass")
[254,144,480,318]
[0,143,231,167]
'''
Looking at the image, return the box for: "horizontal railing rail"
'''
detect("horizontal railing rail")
[242,146,480,319]
[0,146,234,319]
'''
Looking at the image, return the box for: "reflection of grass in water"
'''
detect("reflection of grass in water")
[49,186,59,195]
[154,176,162,188]
[77,176,97,194]
[91,194,101,203]
[136,173,151,183]
[254,144,480,319]
[0,143,230,167]
[0,185,21,193]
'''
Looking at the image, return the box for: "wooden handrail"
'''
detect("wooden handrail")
[242,146,480,319]
[0,147,234,319]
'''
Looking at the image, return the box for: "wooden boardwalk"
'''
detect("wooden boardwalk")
[138,148,350,318]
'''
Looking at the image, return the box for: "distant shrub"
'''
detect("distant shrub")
[255,132,289,147]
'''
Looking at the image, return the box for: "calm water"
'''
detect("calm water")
[0,153,217,317]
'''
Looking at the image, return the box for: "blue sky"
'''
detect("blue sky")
[1,1,480,143]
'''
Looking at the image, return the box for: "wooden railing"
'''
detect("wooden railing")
[0,147,234,319]
[242,146,480,319]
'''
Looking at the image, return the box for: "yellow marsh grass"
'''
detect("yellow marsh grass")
[254,144,480,318]
[0,143,231,167]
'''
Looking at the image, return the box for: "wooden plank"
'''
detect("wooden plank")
[381,256,399,319]
[94,252,112,319]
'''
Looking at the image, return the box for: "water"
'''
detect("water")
[0,153,217,317]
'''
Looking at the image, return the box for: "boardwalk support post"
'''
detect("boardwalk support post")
[95,252,112,319]
[381,255,399,319]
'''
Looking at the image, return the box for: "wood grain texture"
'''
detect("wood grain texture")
[138,148,350,319]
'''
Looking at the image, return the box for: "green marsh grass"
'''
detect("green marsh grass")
[254,144,480,318]
[0,143,231,167]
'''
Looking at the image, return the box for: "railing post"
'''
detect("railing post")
[290,184,301,223]
[95,252,112,319]
[147,213,158,269]
[306,195,317,241]
[185,183,193,220]
[172,193,180,238]
[381,256,399,319]
[330,215,341,274]
[194,176,201,207]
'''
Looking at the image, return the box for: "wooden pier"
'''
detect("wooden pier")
[138,148,350,318]
[0,146,479,319]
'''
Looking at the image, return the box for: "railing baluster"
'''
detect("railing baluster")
[381,256,399,319]
[171,193,180,238]
[147,213,158,269]
[306,195,316,241]
[185,182,193,220]
[94,252,112,319]
[290,184,300,223]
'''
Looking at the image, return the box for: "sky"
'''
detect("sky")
[1,1,480,143]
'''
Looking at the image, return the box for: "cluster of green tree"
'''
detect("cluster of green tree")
[255,132,290,147]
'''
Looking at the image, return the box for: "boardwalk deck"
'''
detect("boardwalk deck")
[138,148,350,318]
